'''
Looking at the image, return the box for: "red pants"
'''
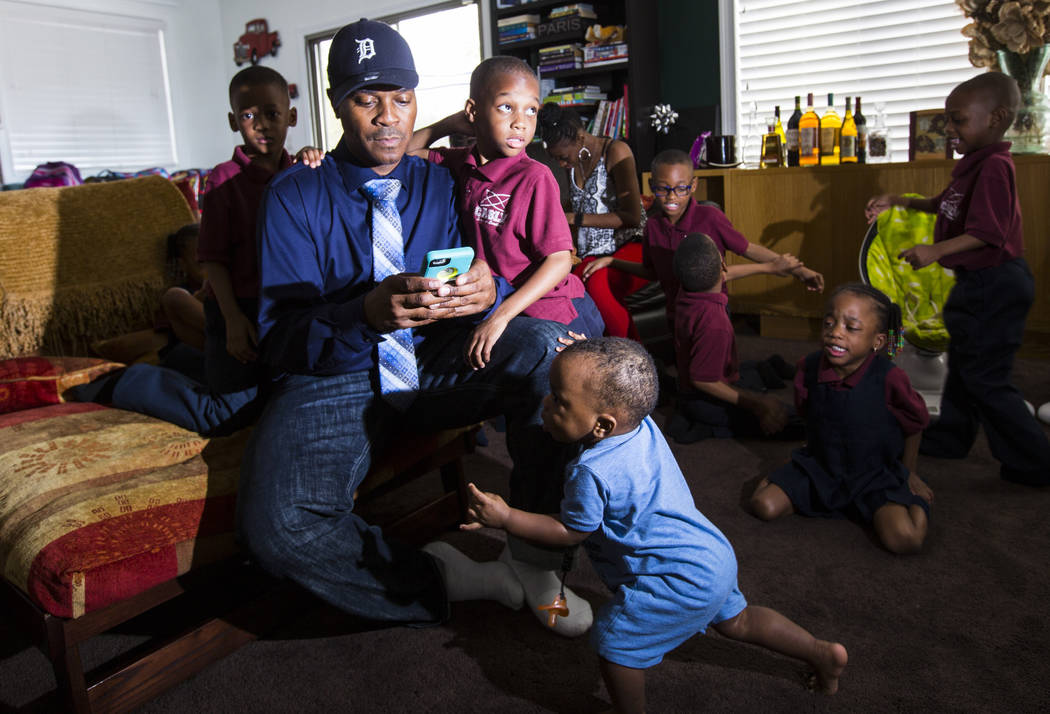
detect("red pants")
[573,242,651,341]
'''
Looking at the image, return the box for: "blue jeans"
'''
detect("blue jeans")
[110,363,262,436]
[236,316,578,625]
[104,299,265,436]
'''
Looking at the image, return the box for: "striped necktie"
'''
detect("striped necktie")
[363,178,418,410]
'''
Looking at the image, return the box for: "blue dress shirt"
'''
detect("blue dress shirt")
[256,140,508,376]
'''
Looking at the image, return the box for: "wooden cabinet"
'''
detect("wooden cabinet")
[488,0,658,168]
[644,156,1050,340]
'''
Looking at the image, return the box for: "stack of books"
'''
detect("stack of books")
[587,89,629,140]
[538,43,583,73]
[549,3,598,20]
[543,84,606,106]
[498,13,539,44]
[583,42,629,67]
[496,0,522,8]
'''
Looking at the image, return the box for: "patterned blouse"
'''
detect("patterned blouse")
[568,142,644,258]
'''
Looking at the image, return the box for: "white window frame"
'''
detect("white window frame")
[725,0,979,164]
[0,0,177,183]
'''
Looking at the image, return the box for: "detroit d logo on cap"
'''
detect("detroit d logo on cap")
[356,38,376,63]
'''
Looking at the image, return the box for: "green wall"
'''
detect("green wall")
[658,0,721,108]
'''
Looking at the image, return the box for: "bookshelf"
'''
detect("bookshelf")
[489,0,658,169]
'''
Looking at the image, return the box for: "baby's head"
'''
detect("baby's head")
[945,72,1020,154]
[673,232,724,294]
[465,56,539,162]
[649,149,697,223]
[822,283,903,377]
[536,104,586,170]
[227,65,296,161]
[541,337,659,444]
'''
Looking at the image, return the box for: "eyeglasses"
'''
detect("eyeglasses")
[649,182,693,198]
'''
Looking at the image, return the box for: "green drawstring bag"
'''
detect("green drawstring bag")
[866,199,955,352]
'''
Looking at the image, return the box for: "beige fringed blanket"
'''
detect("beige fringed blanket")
[0,176,195,358]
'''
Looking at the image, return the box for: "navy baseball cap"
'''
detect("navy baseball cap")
[327,19,419,110]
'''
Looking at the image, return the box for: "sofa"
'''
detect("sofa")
[0,176,475,712]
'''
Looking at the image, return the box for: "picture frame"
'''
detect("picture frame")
[909,109,953,161]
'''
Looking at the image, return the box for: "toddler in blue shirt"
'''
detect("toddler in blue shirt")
[465,337,847,713]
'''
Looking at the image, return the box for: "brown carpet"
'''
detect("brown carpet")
[4,330,1050,713]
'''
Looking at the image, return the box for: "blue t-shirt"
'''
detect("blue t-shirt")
[255,139,511,376]
[560,416,736,592]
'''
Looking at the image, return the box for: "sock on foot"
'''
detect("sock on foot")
[422,541,524,610]
[499,545,592,638]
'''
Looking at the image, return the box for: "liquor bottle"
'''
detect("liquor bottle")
[799,93,819,167]
[819,92,841,165]
[761,124,783,168]
[854,96,867,163]
[786,96,802,167]
[840,96,858,163]
[776,106,785,162]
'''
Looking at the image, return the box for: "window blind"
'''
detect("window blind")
[0,1,176,181]
[733,0,977,162]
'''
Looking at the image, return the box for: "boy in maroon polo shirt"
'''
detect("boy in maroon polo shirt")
[867,72,1050,486]
[668,233,803,444]
[198,65,321,393]
[588,149,824,331]
[409,57,602,371]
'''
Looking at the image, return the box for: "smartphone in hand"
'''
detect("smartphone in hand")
[421,246,474,283]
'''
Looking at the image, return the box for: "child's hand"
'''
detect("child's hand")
[580,256,613,280]
[445,110,475,137]
[756,395,789,435]
[898,244,938,270]
[908,473,934,504]
[865,194,897,223]
[793,266,825,292]
[461,482,510,530]
[225,311,258,363]
[466,316,509,370]
[770,253,802,276]
[294,146,324,168]
[556,330,587,352]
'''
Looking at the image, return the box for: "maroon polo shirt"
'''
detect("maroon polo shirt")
[793,352,929,435]
[643,199,750,325]
[430,147,584,324]
[932,141,1023,271]
[197,145,292,299]
[674,290,739,393]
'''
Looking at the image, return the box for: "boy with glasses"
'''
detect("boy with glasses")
[597,149,824,332]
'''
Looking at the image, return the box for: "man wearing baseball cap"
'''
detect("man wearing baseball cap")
[238,19,593,637]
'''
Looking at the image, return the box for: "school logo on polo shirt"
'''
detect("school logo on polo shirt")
[474,189,510,227]
[939,188,962,221]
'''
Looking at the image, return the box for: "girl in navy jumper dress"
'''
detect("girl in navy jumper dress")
[750,284,933,554]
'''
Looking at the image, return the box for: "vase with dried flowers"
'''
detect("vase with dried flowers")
[958,0,1050,152]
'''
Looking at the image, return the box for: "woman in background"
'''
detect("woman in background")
[538,104,648,340]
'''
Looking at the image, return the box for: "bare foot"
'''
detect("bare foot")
[806,640,848,695]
